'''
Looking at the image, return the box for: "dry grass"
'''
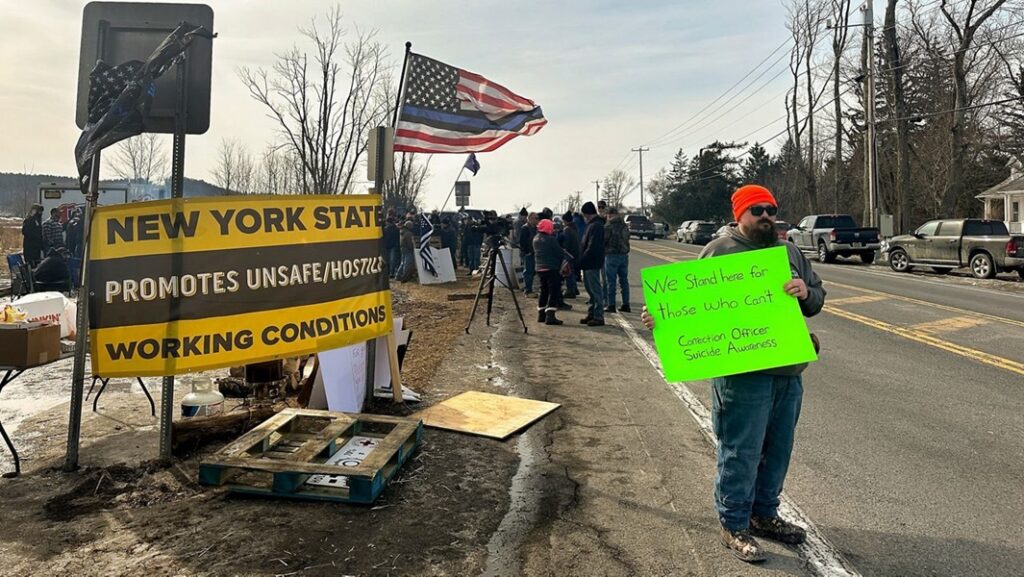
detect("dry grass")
[389,276,477,393]
[0,225,18,255]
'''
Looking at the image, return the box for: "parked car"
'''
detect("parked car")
[884,218,1024,279]
[787,214,881,264]
[712,222,736,241]
[653,222,668,239]
[775,221,795,241]
[624,214,656,240]
[680,221,717,245]
[676,220,696,242]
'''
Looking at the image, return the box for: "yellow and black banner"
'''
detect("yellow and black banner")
[88,195,391,377]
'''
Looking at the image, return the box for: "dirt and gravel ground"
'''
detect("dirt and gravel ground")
[0,275,524,577]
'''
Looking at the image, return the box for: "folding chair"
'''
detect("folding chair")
[6,254,31,298]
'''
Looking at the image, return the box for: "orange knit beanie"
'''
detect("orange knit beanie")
[731,184,777,221]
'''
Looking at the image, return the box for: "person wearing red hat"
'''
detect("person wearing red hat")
[532,218,565,325]
[642,184,826,563]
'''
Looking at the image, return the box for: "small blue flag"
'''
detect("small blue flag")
[464,153,481,176]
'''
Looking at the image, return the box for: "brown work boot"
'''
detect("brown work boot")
[750,515,807,545]
[720,527,767,563]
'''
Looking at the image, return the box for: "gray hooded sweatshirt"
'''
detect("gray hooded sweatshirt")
[698,224,826,376]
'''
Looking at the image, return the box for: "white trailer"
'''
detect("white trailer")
[38,182,129,221]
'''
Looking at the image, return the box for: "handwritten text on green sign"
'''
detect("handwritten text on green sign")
[641,246,817,381]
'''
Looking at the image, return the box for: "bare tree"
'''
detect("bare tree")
[382,152,431,211]
[786,0,834,213]
[940,0,1009,212]
[829,0,853,214]
[557,191,584,214]
[212,139,241,194]
[255,146,297,194]
[235,146,256,194]
[239,6,392,194]
[107,134,168,183]
[602,169,637,209]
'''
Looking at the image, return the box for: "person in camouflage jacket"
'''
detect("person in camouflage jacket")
[604,207,631,313]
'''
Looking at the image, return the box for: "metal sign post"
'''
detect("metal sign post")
[159,56,190,461]
[66,3,214,468]
[369,126,403,404]
[63,154,101,472]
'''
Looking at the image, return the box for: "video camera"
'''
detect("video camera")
[483,215,512,237]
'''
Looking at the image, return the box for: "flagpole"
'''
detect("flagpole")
[391,41,412,128]
[439,164,468,214]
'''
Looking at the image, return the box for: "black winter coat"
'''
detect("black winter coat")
[560,224,581,260]
[383,223,400,249]
[517,224,535,255]
[22,215,43,262]
[578,217,606,270]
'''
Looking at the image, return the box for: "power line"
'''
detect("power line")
[651,61,792,150]
[875,18,1024,76]
[681,83,859,184]
[660,60,837,152]
[642,36,793,148]
[648,48,795,149]
[879,95,1023,123]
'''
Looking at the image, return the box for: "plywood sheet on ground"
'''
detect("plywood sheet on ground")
[415,391,559,439]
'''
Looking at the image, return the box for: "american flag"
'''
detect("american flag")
[419,214,437,277]
[394,53,546,153]
[86,61,144,124]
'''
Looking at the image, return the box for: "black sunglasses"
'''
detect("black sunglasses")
[749,205,778,217]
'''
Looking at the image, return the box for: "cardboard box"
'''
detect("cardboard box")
[0,322,61,368]
[11,292,71,337]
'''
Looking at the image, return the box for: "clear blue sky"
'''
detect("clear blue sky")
[0,0,801,212]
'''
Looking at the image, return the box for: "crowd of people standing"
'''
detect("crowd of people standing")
[512,200,632,328]
[20,204,83,289]
[378,203,636,327]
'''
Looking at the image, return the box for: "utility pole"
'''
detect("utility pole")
[592,180,600,204]
[863,0,878,228]
[632,146,649,215]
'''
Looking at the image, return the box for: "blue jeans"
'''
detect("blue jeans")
[604,253,629,308]
[386,247,401,278]
[467,244,481,272]
[711,373,803,531]
[522,253,535,293]
[583,268,604,320]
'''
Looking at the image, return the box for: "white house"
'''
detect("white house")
[976,160,1024,233]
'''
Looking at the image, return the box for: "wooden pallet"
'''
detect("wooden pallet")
[198,408,422,504]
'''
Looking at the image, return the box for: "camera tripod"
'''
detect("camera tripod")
[465,236,528,334]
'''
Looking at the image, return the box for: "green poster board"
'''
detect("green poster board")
[640,245,817,382]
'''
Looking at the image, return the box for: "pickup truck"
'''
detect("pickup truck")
[884,218,1024,279]
[787,214,881,264]
[623,214,656,240]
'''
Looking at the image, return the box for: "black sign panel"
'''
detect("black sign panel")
[77,2,214,134]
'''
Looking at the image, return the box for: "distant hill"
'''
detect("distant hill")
[0,172,227,216]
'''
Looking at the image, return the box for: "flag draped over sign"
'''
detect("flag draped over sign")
[419,214,438,277]
[74,22,214,192]
[394,52,547,154]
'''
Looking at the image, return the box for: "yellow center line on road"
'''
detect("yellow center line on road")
[824,279,1024,330]
[825,306,1024,377]
[633,245,700,260]
[910,315,991,334]
[826,295,890,306]
[633,243,1024,377]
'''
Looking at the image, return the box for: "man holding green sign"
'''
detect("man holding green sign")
[641,184,825,563]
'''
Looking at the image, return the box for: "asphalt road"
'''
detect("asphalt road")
[624,238,1024,577]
